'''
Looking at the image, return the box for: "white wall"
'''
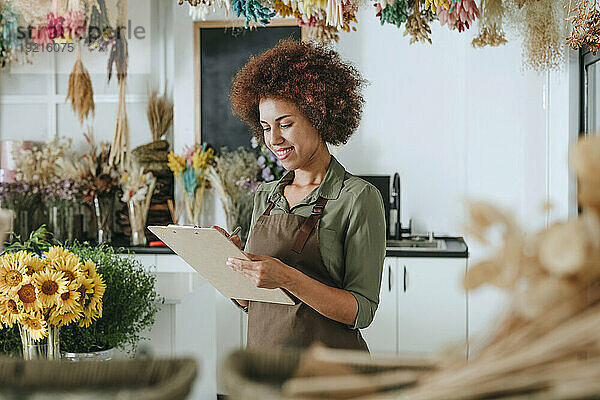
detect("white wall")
[330,7,578,342]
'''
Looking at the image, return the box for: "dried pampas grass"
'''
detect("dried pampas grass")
[66,45,95,125]
[504,0,567,71]
[147,87,174,142]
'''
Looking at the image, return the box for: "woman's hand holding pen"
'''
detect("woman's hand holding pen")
[211,225,242,249]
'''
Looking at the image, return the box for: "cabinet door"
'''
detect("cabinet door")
[397,258,467,357]
[361,257,398,355]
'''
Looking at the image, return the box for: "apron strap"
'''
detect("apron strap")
[263,201,276,216]
[292,196,328,254]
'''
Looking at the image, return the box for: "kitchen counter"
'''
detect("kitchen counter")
[114,237,468,258]
[385,236,468,258]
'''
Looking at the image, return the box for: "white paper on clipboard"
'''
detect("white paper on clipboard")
[148,225,294,305]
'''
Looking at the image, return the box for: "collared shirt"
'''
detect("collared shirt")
[245,155,386,329]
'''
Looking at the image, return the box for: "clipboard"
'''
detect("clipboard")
[148,225,294,305]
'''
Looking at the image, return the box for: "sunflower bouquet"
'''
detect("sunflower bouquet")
[167,143,214,226]
[0,246,106,354]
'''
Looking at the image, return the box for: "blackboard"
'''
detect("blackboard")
[200,26,302,152]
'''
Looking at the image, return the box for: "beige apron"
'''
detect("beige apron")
[245,196,369,351]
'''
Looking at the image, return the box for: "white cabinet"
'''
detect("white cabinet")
[397,258,467,357]
[362,257,468,358]
[362,257,398,355]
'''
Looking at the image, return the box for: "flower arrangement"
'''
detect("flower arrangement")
[0,227,161,356]
[0,245,106,344]
[78,132,119,205]
[206,146,260,243]
[120,165,157,245]
[13,137,74,186]
[168,143,214,226]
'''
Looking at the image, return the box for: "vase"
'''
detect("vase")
[13,208,30,242]
[61,347,116,362]
[19,324,60,360]
[93,194,114,244]
[128,199,147,246]
[48,203,75,242]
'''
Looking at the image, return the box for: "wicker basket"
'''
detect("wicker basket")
[222,346,435,399]
[0,357,197,399]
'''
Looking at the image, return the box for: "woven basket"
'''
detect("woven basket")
[0,357,197,399]
[222,346,435,400]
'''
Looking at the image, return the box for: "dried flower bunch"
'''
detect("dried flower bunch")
[147,87,174,142]
[78,131,119,205]
[0,246,106,340]
[404,0,432,44]
[503,0,566,71]
[567,0,600,52]
[13,137,74,185]
[205,146,260,243]
[66,44,95,125]
[437,0,480,32]
[472,0,507,47]
[168,143,214,225]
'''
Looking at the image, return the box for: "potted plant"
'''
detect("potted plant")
[0,227,162,359]
[60,241,162,358]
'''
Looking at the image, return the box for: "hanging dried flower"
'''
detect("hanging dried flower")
[66,45,95,125]
[307,20,340,42]
[522,0,565,71]
[472,0,507,47]
[375,0,410,28]
[566,0,600,52]
[437,0,480,32]
[231,0,276,27]
[404,0,432,44]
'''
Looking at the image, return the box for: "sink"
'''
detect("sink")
[386,238,447,251]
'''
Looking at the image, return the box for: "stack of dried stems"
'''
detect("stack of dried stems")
[147,87,174,142]
[107,0,129,167]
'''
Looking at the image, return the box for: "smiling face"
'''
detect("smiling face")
[259,97,326,171]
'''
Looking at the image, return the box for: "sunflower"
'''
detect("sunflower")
[56,282,81,314]
[87,270,106,312]
[43,246,76,263]
[0,253,27,295]
[48,307,82,327]
[0,296,23,327]
[75,275,95,307]
[50,253,82,284]
[81,259,98,275]
[79,304,102,328]
[21,253,46,276]
[33,270,68,308]
[19,313,48,341]
[16,278,42,313]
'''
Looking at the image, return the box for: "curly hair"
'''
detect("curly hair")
[230,39,366,146]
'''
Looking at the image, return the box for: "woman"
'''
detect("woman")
[215,39,386,352]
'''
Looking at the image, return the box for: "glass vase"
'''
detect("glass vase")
[128,199,147,246]
[13,208,30,242]
[93,194,114,244]
[47,203,75,242]
[19,324,60,360]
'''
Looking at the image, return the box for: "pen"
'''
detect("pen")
[229,226,242,238]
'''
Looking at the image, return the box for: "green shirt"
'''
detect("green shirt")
[245,155,386,329]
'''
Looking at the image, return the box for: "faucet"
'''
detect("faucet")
[392,173,401,240]
[391,172,411,239]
